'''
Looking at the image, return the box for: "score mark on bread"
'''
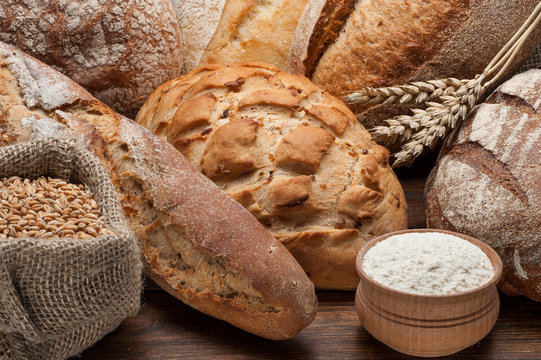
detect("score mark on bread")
[425,69,541,302]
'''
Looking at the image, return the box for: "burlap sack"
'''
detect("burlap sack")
[0,139,142,360]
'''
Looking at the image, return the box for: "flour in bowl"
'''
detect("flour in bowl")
[362,232,494,295]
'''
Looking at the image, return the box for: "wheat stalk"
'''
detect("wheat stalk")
[346,1,541,167]
[369,75,484,167]
[346,78,467,105]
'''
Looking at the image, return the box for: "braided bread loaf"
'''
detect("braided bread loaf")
[136,63,408,289]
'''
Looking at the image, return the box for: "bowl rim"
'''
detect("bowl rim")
[356,228,504,299]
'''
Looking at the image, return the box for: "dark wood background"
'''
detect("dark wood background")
[78,155,541,359]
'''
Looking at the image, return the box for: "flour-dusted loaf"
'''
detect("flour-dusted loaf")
[0,42,317,340]
[291,0,541,130]
[425,69,541,302]
[0,0,183,118]
[136,63,408,290]
[200,0,309,72]
[171,0,226,73]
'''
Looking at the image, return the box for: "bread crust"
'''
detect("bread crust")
[136,63,408,290]
[0,0,183,118]
[171,0,226,73]
[291,0,541,130]
[200,0,309,72]
[290,0,355,77]
[425,69,541,302]
[0,42,317,340]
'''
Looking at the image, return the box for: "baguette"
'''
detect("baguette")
[0,0,183,118]
[0,42,317,340]
[291,0,541,130]
[425,69,541,302]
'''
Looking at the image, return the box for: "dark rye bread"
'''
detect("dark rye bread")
[0,42,317,339]
[425,69,541,302]
[290,0,541,130]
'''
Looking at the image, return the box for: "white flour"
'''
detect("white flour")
[362,232,494,295]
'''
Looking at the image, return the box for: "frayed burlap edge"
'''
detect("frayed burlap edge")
[0,139,142,360]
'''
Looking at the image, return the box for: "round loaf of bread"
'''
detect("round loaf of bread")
[0,0,183,117]
[425,69,541,302]
[136,62,408,289]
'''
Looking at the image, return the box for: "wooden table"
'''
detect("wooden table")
[79,158,541,359]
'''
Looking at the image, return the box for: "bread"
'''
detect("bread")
[200,0,309,72]
[425,69,541,302]
[0,0,183,118]
[0,42,317,340]
[171,0,226,73]
[136,62,408,290]
[290,0,541,130]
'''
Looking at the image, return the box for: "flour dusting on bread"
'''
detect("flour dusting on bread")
[5,56,74,111]
[171,0,226,72]
[0,0,183,116]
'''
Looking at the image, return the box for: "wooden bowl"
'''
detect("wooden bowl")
[355,229,503,357]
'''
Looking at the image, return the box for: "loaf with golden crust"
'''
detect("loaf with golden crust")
[200,0,309,72]
[0,0,183,118]
[290,0,541,130]
[0,42,317,340]
[136,62,408,290]
[425,70,541,302]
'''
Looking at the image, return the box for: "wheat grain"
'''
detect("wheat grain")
[0,176,115,239]
[346,75,485,166]
[366,76,484,167]
[345,78,467,106]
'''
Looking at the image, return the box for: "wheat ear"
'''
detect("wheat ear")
[346,1,541,167]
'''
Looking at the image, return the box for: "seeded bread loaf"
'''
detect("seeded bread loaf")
[136,62,408,290]
[290,0,541,130]
[425,69,541,302]
[200,0,309,72]
[0,42,317,340]
[0,0,183,118]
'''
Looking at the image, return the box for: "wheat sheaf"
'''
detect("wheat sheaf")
[346,2,541,167]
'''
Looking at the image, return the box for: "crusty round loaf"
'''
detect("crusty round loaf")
[200,0,309,72]
[0,0,183,118]
[291,0,541,131]
[425,69,541,302]
[171,0,226,73]
[136,62,408,290]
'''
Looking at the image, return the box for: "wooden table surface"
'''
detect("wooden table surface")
[78,158,541,359]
